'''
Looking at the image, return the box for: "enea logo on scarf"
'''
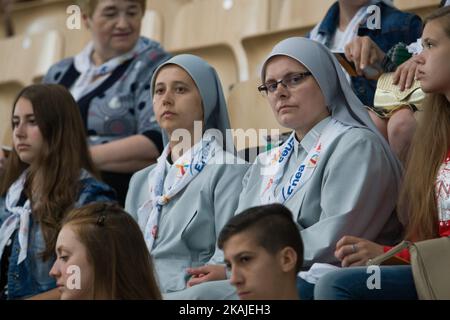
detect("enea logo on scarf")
[284,164,305,198]
[193,143,211,173]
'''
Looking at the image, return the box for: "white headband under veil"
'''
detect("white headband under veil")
[151,54,234,154]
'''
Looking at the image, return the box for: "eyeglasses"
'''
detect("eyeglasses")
[258,72,312,95]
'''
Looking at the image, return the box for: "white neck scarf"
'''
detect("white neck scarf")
[137,132,222,252]
[310,0,395,49]
[71,38,147,101]
[0,170,90,265]
[310,5,369,52]
[260,119,351,205]
[0,172,30,265]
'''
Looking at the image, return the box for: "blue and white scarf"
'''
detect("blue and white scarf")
[0,170,90,265]
[260,119,351,205]
[71,37,150,100]
[137,132,222,252]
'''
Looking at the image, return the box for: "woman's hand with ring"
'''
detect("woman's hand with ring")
[335,235,384,267]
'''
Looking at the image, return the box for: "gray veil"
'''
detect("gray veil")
[151,54,234,154]
[260,36,402,190]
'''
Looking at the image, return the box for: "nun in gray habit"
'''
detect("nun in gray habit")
[125,54,249,297]
[237,37,404,269]
[149,38,406,301]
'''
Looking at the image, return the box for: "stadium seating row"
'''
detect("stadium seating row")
[0,0,442,152]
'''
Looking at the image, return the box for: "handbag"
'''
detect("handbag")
[371,72,425,118]
[367,237,450,300]
[409,237,450,300]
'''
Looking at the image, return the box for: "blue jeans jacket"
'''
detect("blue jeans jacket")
[0,177,116,299]
[309,1,423,106]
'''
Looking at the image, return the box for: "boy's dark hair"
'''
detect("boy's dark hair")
[218,204,304,272]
